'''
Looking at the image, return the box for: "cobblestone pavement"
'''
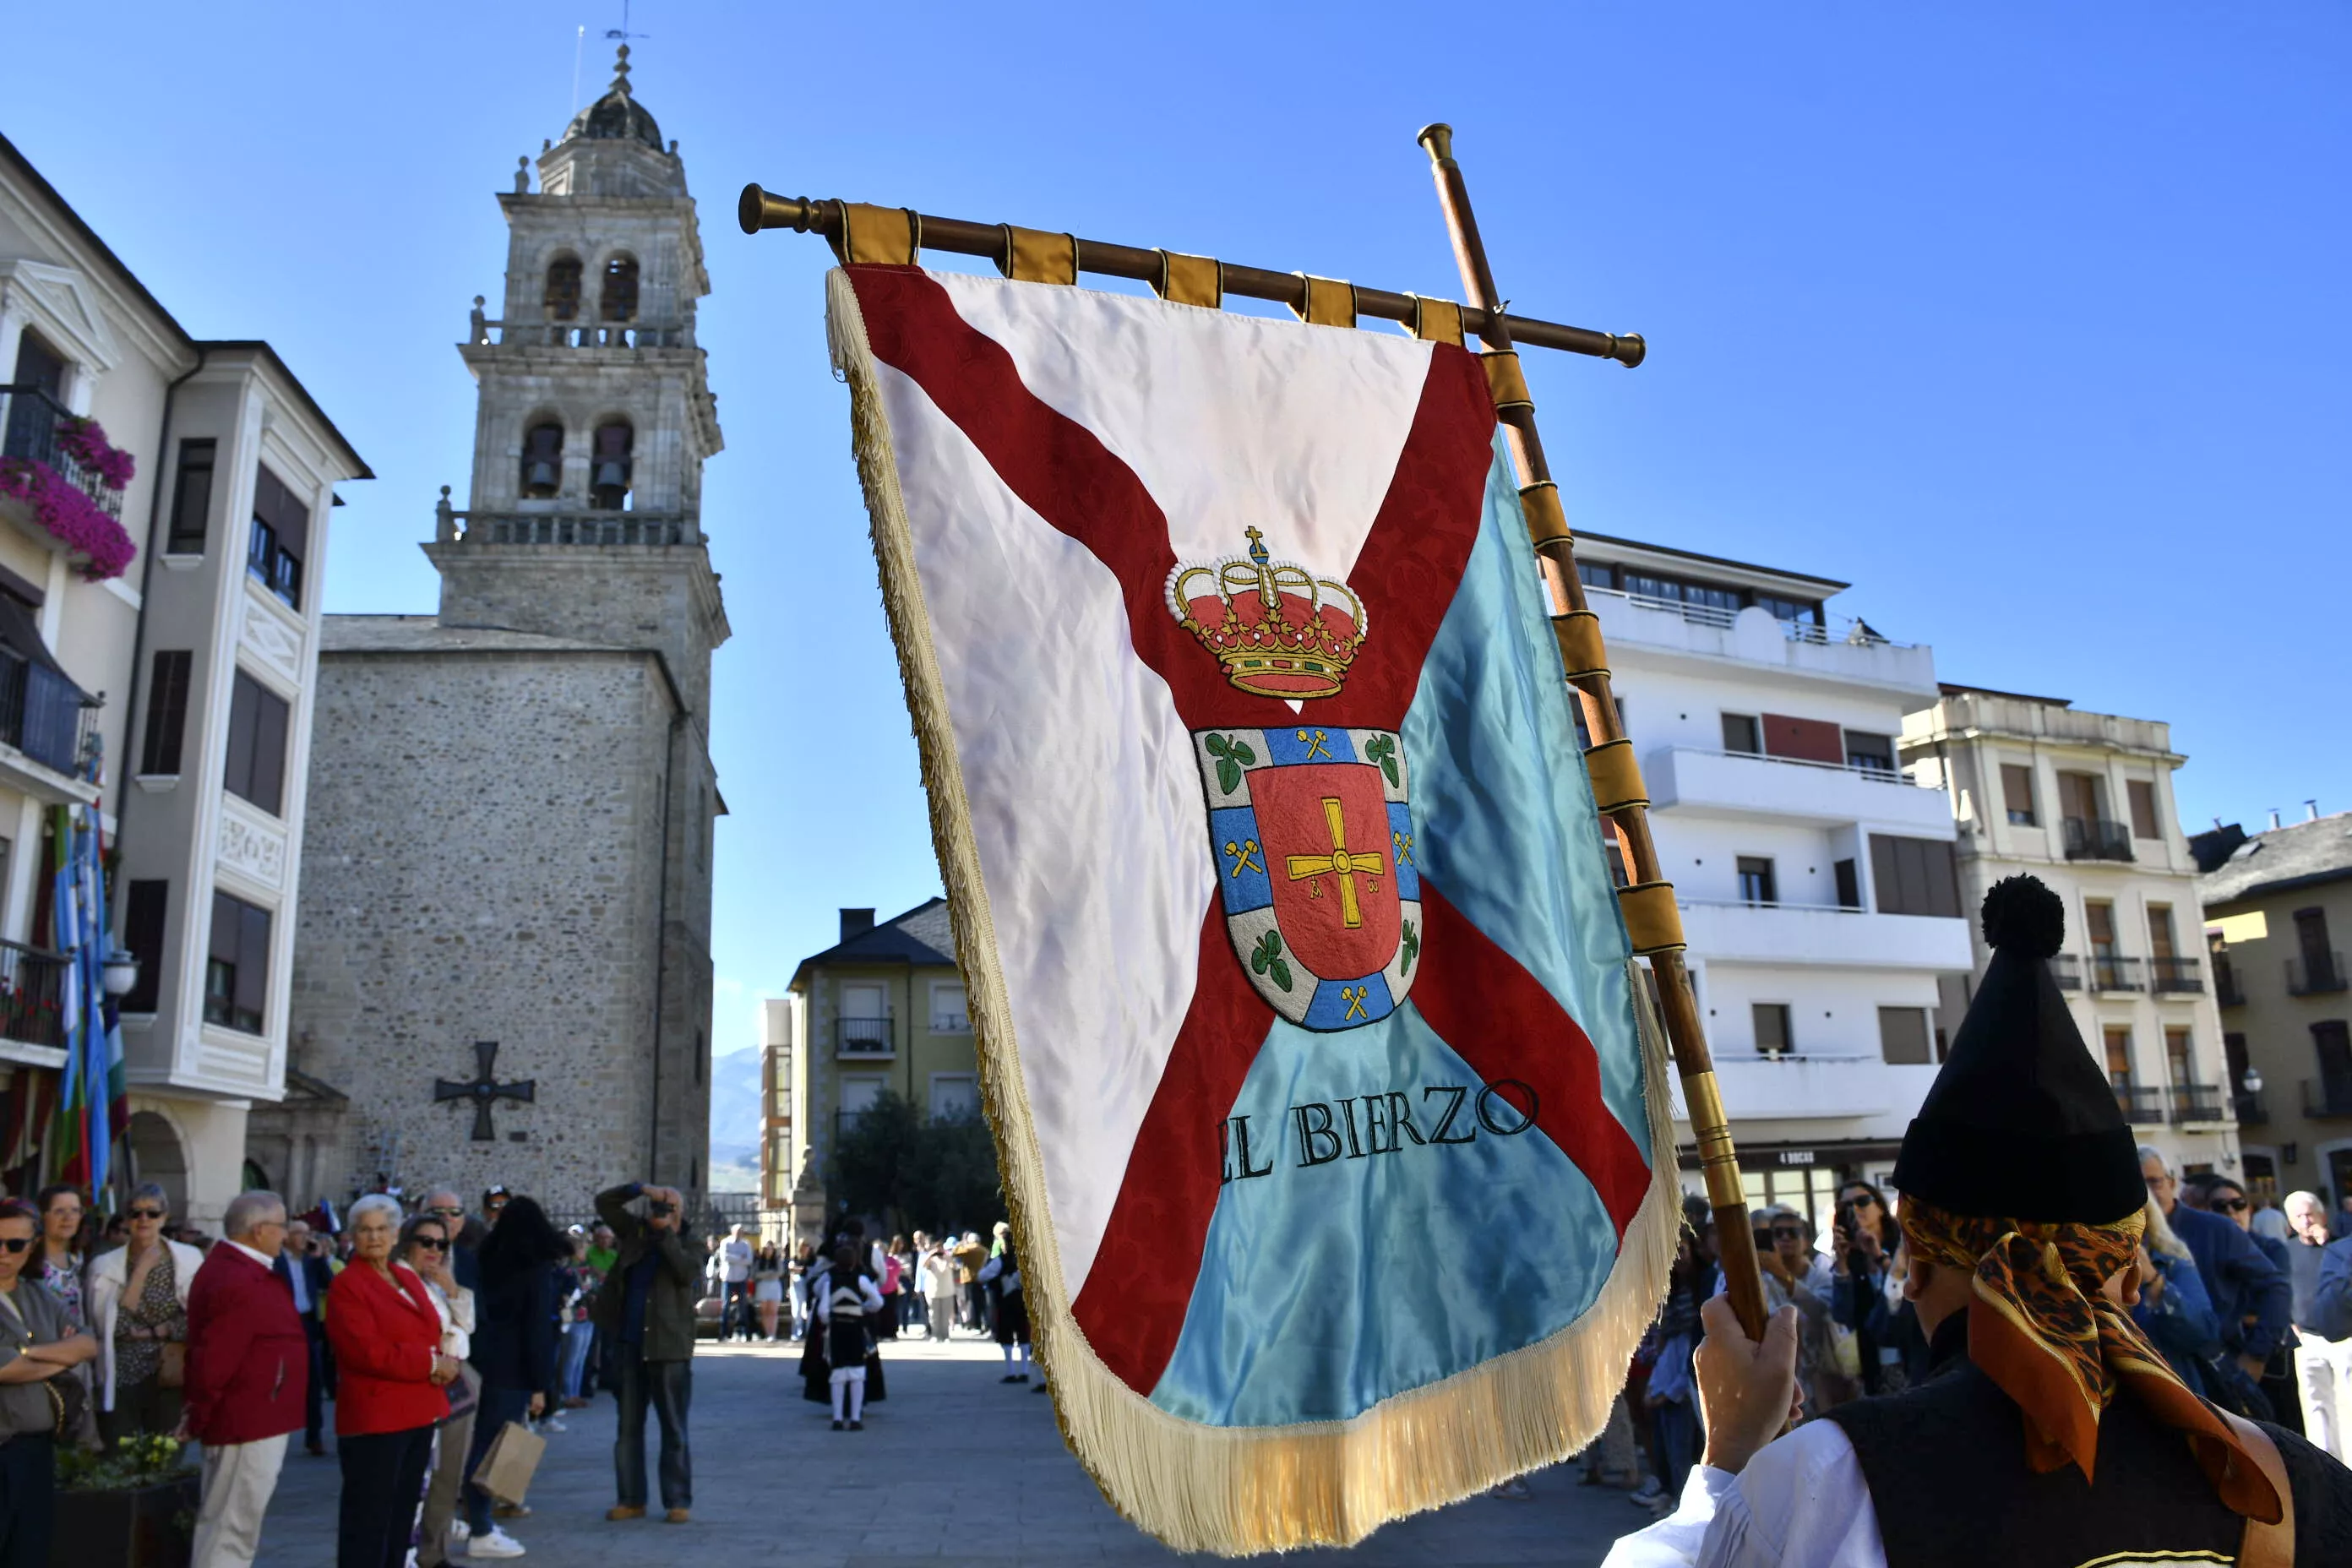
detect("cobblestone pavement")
[254,1333,1647,1565]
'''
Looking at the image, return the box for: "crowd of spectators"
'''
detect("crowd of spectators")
[0,1176,700,1567]
[1585,1152,2352,1519]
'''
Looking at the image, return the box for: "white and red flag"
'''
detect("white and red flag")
[827,263,1677,1553]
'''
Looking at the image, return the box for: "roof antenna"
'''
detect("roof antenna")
[569,24,585,117]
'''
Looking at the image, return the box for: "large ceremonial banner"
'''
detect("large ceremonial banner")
[827,264,1678,1553]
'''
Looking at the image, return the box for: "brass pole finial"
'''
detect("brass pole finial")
[1416,123,1456,166]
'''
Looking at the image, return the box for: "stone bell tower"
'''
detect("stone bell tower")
[438,42,727,719]
[279,46,728,1207]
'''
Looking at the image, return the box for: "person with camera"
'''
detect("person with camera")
[591,1183,697,1524]
[0,1196,98,1568]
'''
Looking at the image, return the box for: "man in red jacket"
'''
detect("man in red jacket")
[184,1190,308,1568]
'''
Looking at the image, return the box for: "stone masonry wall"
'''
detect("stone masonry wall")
[288,647,691,1209]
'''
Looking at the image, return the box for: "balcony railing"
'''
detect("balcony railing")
[2150,956,2204,994]
[2050,953,2082,991]
[473,316,693,351]
[441,507,692,547]
[2288,953,2349,996]
[2302,1079,2352,1119]
[2167,1085,2224,1124]
[2088,954,2143,993]
[2234,1089,2268,1126]
[0,385,124,521]
[1585,585,1914,649]
[1677,746,1918,785]
[2215,959,2246,1007]
[0,648,95,777]
[2062,817,2135,863]
[835,1015,894,1056]
[2114,1085,2164,1123]
[0,939,68,1049]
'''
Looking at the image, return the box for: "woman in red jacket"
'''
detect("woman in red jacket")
[326,1195,457,1568]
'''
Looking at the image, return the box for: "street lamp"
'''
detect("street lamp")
[101,948,139,999]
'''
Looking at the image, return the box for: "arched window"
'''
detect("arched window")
[591,420,633,509]
[520,422,564,498]
[543,256,583,322]
[600,255,640,322]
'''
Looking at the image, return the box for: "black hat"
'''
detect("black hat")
[1890,875,2145,1224]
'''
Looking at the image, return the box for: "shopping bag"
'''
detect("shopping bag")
[475,1419,546,1505]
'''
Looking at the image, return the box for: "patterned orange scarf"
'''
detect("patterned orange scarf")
[1898,1199,2280,1522]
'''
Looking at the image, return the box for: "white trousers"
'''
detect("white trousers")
[193,1430,289,1568]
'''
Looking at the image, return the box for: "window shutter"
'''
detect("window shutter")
[123,880,168,1014]
[224,674,259,802]
[141,651,192,776]
[235,901,271,1026]
[253,683,289,815]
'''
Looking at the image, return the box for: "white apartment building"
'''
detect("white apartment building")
[1576,534,1974,1233]
[1901,688,2240,1179]
[0,133,367,1224]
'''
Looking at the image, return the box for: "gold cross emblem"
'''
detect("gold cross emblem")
[1340,984,1369,1021]
[1294,727,1333,760]
[1223,838,1264,877]
[1285,797,1386,928]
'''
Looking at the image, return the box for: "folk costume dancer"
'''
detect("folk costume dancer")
[977,1244,1038,1389]
[1610,875,2352,1568]
[817,1246,883,1431]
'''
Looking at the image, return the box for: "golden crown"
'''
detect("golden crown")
[1166,527,1368,700]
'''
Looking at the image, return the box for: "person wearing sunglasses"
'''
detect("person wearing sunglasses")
[32,1185,89,1334]
[0,1196,98,1566]
[1750,1205,1841,1418]
[2139,1145,2289,1407]
[86,1182,203,1443]
[400,1214,477,1568]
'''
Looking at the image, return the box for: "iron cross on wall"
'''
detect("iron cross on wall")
[434,1041,536,1141]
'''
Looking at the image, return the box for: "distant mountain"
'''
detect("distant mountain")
[708,1047,762,1166]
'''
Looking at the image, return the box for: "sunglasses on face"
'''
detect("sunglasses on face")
[1771,1226,1806,1239]
[0,1236,30,1254]
[129,1207,166,1221]
[2214,1198,2249,1214]
[411,1237,449,1252]
[427,1207,464,1218]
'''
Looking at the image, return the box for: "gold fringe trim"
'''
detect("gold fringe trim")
[825,268,1682,1555]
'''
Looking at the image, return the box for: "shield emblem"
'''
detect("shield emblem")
[1193,725,1421,1031]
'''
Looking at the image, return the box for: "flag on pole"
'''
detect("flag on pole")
[825,264,1678,1553]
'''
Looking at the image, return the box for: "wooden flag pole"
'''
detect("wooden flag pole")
[738,186,1645,365]
[1417,122,1772,1343]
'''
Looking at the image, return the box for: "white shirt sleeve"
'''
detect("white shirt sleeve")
[1600,1421,1885,1568]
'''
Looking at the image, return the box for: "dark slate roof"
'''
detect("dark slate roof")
[791,897,958,989]
[564,47,664,150]
[2199,812,2352,907]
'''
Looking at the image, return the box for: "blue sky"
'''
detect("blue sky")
[8,4,2345,1073]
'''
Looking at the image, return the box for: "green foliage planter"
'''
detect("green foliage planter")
[53,1435,200,1568]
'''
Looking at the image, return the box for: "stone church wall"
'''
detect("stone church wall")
[288,647,683,1209]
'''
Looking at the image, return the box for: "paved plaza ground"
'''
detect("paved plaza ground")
[253,1332,1645,1565]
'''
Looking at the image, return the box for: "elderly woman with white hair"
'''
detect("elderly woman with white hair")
[325,1194,459,1568]
[84,1180,204,1442]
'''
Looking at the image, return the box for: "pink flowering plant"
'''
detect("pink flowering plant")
[56,416,137,492]
[0,456,138,580]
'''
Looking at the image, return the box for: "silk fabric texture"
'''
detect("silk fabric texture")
[1898,1199,2278,1522]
